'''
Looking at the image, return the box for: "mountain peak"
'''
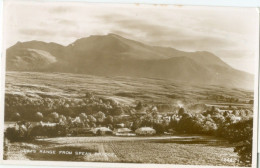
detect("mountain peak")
[72,33,122,44]
[6,34,254,89]
[107,33,120,37]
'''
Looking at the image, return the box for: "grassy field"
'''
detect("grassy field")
[4,135,239,166]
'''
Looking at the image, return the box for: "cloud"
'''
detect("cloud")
[99,13,238,52]
[48,6,73,14]
[19,28,56,36]
[97,11,257,73]
[216,49,254,58]
[4,1,258,73]
[56,19,77,25]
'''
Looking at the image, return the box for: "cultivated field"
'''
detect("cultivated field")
[4,135,239,166]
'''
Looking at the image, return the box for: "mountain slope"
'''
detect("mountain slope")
[6,34,254,90]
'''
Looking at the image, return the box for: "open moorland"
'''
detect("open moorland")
[5,71,254,107]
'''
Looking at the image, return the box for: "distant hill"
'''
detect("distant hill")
[6,33,254,90]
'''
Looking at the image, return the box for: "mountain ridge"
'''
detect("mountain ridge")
[6,33,254,90]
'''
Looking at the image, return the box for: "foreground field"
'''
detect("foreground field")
[4,135,238,166]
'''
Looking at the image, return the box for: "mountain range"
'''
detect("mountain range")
[6,33,254,90]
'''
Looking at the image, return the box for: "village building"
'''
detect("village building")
[135,127,156,135]
[37,121,57,127]
[91,127,112,135]
[116,123,125,128]
[113,128,135,136]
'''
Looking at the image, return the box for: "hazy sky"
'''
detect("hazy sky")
[4,1,259,74]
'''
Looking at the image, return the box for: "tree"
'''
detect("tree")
[59,115,67,124]
[178,107,186,116]
[88,115,97,124]
[96,129,102,136]
[73,117,83,127]
[35,112,43,121]
[5,127,20,142]
[96,111,106,123]
[104,115,113,125]
[67,116,73,126]
[225,114,237,124]
[153,123,165,134]
[202,121,217,134]
[208,106,220,115]
[175,112,193,133]
[48,112,59,123]
[211,106,216,112]
[107,124,113,130]
[12,113,21,121]
[5,122,33,142]
[141,113,153,126]
[112,106,124,116]
[223,118,253,166]
[85,92,94,98]
[131,119,142,131]
[79,113,88,123]
[169,117,179,130]
[212,113,225,126]
[135,101,143,110]
[151,106,158,113]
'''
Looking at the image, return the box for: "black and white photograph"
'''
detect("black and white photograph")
[1,1,259,167]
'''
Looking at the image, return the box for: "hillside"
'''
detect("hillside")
[6,33,254,90]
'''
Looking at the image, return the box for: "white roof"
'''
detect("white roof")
[116,128,132,133]
[136,127,155,131]
[92,127,112,132]
[38,122,56,127]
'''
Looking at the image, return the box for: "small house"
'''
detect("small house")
[116,123,125,128]
[38,121,57,127]
[114,128,135,136]
[135,127,156,135]
[91,127,112,135]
